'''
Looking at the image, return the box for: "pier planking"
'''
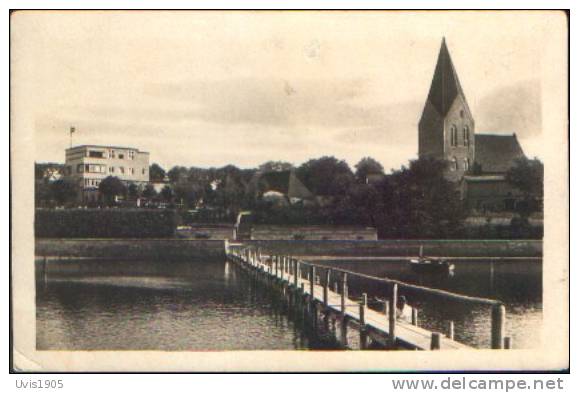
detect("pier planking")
[226,244,476,350]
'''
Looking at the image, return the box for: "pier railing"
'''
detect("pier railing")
[226,243,510,350]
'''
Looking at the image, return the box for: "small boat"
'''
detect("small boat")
[409,246,455,275]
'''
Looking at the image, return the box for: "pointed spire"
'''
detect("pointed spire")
[425,38,467,116]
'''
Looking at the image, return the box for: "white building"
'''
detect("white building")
[63,145,150,202]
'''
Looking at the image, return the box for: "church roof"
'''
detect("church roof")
[474,134,526,174]
[425,38,469,117]
[259,170,314,200]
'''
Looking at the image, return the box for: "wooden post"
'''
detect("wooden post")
[340,272,348,314]
[388,283,398,347]
[280,256,285,280]
[323,269,330,306]
[447,321,454,340]
[431,332,441,350]
[491,304,506,349]
[310,265,316,298]
[504,337,512,349]
[359,293,368,349]
[294,260,299,287]
[340,316,348,348]
[411,307,418,326]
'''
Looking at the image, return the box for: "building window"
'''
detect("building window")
[128,151,135,160]
[120,166,125,174]
[129,168,134,175]
[142,168,146,175]
[89,150,104,158]
[77,164,84,173]
[464,158,469,171]
[463,125,469,146]
[118,153,125,159]
[450,157,458,171]
[83,164,106,173]
[110,150,116,158]
[109,166,115,173]
[450,125,458,147]
[460,110,465,118]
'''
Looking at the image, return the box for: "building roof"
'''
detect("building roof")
[259,170,314,200]
[463,175,506,182]
[424,38,470,117]
[474,134,526,174]
[66,145,149,154]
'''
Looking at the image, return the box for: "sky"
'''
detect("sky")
[12,11,564,172]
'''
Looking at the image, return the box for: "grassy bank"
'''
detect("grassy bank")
[36,238,226,261]
[242,239,542,258]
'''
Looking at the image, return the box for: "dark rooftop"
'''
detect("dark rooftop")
[474,134,526,174]
[425,38,470,117]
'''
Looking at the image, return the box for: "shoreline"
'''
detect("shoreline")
[35,238,542,260]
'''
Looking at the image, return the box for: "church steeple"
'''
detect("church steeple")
[418,38,475,182]
[425,37,469,117]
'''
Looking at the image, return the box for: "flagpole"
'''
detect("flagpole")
[69,126,75,149]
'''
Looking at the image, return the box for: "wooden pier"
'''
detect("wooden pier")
[226,242,511,351]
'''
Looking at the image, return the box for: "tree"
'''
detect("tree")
[377,158,466,238]
[149,163,166,182]
[35,179,52,207]
[142,184,157,199]
[506,157,543,198]
[50,179,79,206]
[506,157,544,217]
[128,183,140,199]
[258,161,294,173]
[296,156,355,196]
[160,185,174,203]
[167,166,188,183]
[98,176,127,206]
[354,157,384,183]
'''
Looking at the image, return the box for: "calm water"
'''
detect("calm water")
[36,257,541,350]
[314,258,542,349]
[36,259,334,350]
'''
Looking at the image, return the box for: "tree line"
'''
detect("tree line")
[34,156,543,239]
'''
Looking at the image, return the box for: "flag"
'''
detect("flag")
[70,126,75,134]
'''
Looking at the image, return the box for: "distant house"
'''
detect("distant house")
[255,170,314,206]
[63,144,150,203]
[419,38,530,212]
[35,163,64,182]
[44,166,63,182]
[152,175,170,193]
[365,173,386,185]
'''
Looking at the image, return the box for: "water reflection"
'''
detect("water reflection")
[313,258,542,349]
[36,257,541,350]
[36,258,335,351]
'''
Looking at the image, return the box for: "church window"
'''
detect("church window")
[463,126,469,146]
[451,157,458,171]
[450,125,458,146]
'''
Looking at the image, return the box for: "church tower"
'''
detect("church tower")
[418,38,475,182]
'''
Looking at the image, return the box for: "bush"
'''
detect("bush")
[35,208,178,238]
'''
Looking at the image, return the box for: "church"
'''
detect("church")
[418,38,527,212]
